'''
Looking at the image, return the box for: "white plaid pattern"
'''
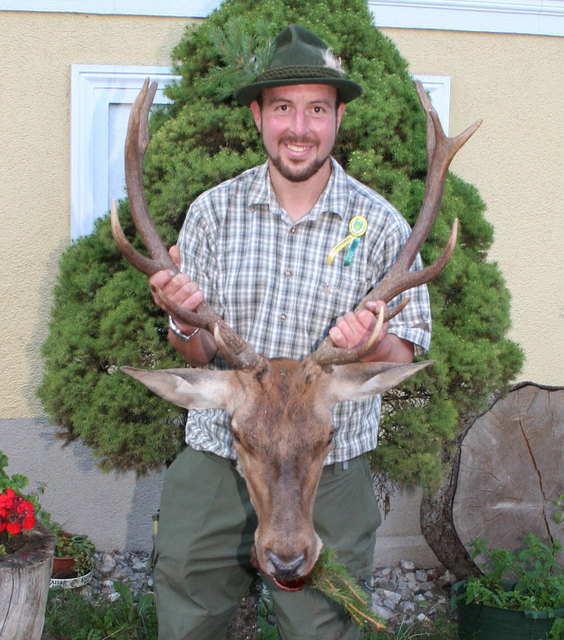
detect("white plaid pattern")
[178,158,431,464]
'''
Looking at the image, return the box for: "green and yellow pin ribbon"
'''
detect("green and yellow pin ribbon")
[327,216,368,266]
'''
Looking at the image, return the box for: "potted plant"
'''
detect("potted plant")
[45,516,95,588]
[452,533,564,640]
[0,450,55,640]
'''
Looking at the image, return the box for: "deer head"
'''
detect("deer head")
[111,78,481,589]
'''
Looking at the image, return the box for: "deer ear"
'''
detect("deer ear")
[327,360,433,405]
[121,366,241,413]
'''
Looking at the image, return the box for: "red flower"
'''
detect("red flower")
[0,494,14,510]
[0,488,36,542]
[6,521,22,535]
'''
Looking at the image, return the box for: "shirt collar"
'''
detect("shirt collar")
[248,158,349,221]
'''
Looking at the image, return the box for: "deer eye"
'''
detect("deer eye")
[232,431,241,443]
[327,431,335,445]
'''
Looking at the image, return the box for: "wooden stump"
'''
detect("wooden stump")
[421,383,564,578]
[453,383,564,568]
[0,522,55,640]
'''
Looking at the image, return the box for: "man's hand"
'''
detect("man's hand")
[148,245,204,334]
[148,245,217,366]
[329,300,414,363]
[329,300,387,348]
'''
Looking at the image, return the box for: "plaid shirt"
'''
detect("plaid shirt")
[178,158,431,464]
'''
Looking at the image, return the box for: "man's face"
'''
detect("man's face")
[250,84,345,183]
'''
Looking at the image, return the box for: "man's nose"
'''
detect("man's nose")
[290,111,310,137]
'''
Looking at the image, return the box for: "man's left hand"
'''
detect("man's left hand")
[329,300,414,363]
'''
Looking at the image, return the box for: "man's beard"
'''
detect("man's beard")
[269,138,330,183]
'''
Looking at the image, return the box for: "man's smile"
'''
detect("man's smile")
[284,140,315,155]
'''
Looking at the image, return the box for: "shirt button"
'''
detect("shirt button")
[280,313,287,322]
[290,227,297,235]
[284,268,292,278]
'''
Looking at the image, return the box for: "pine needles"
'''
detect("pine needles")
[204,20,274,99]
[307,548,386,631]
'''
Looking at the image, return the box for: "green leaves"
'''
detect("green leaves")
[0,451,30,495]
[462,535,564,614]
[44,581,158,639]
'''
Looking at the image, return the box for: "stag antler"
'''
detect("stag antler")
[311,81,482,367]
[111,78,261,370]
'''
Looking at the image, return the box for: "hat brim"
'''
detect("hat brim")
[234,76,362,106]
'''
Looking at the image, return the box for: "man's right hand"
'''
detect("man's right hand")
[148,245,204,333]
[148,245,217,366]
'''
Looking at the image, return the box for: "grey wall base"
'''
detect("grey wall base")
[1,418,439,568]
[1,418,163,552]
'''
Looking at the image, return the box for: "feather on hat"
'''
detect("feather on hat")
[234,24,362,106]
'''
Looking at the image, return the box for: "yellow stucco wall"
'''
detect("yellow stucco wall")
[381,28,563,389]
[1,12,190,417]
[1,13,562,419]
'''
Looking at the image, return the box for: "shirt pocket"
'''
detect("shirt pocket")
[305,262,372,333]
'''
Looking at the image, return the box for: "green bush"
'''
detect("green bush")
[39,0,523,486]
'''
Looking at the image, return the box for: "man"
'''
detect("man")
[148,24,430,640]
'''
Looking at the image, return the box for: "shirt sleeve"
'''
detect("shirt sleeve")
[374,212,432,356]
[176,195,220,313]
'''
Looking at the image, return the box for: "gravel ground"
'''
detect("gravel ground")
[78,551,456,638]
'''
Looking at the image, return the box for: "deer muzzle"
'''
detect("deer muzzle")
[251,519,323,591]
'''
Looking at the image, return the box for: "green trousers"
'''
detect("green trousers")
[152,446,381,640]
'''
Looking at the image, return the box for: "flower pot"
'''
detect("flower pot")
[50,530,94,587]
[0,521,55,640]
[51,554,77,579]
[50,552,93,588]
[452,580,563,640]
[50,569,93,590]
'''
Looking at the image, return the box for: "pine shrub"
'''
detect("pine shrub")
[39,0,523,485]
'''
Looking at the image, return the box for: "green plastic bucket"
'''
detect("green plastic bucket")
[452,580,562,640]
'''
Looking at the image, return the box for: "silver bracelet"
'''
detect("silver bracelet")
[168,316,200,342]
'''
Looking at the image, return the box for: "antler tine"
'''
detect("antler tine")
[153,287,263,370]
[312,81,482,368]
[110,200,164,275]
[113,78,262,370]
[111,78,176,276]
[385,81,481,277]
[125,78,175,270]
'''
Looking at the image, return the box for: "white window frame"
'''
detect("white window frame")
[71,65,449,239]
[70,65,179,239]
[3,1,564,36]
[1,0,222,18]
[414,74,450,135]
[368,0,564,37]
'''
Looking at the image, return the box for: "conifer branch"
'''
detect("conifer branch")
[307,548,386,631]
[203,20,273,100]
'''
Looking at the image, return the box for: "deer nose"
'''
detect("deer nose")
[269,551,306,578]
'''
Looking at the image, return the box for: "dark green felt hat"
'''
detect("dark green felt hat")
[234,24,363,106]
